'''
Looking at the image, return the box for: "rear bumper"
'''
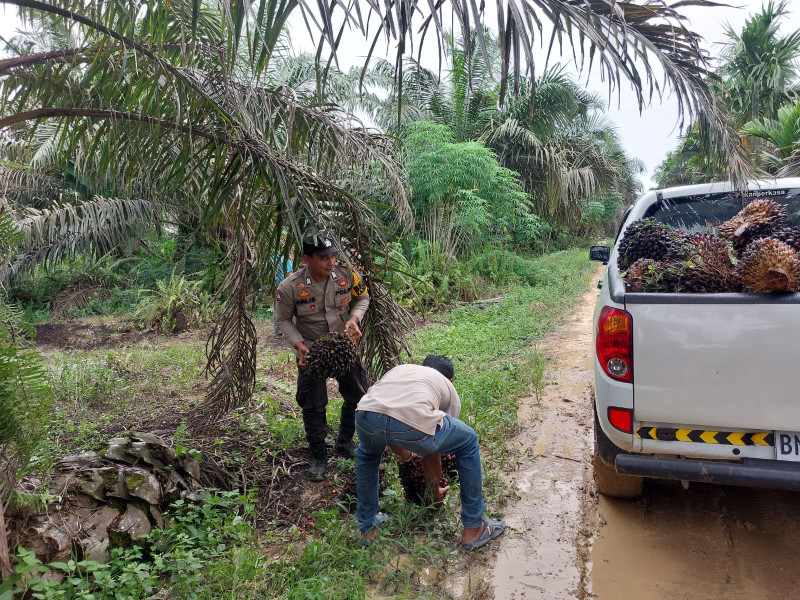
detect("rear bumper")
[616,455,800,492]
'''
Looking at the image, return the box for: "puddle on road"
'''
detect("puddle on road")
[490,285,598,600]
[591,473,800,598]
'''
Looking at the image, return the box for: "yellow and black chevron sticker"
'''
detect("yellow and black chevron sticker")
[636,427,773,446]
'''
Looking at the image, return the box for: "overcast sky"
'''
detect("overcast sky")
[0,0,792,189]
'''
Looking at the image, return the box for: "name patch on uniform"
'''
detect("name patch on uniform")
[335,288,351,296]
[298,290,312,298]
[295,297,317,305]
[276,290,283,302]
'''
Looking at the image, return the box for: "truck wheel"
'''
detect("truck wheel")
[592,449,643,498]
[593,405,643,498]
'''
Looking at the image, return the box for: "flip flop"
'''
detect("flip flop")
[460,518,506,551]
[360,513,389,547]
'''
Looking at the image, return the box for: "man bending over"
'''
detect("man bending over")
[355,355,505,550]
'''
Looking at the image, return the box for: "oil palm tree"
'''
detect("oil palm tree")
[0,0,751,420]
[718,0,800,129]
[740,102,800,174]
[0,2,412,423]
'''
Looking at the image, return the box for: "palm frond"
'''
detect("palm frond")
[4,196,157,280]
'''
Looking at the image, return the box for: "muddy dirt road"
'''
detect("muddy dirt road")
[489,273,800,599]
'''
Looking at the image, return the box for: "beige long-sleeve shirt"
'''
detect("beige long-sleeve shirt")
[275,264,369,349]
[357,364,461,435]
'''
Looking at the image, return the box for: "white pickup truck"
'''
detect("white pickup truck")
[590,178,800,498]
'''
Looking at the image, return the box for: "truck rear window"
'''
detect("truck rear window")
[644,188,800,232]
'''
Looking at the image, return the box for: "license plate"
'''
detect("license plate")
[775,431,800,461]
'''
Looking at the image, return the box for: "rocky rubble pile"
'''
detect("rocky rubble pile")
[10,432,201,566]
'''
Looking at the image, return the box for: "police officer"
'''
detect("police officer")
[274,233,370,480]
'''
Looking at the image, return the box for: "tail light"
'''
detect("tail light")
[596,306,633,383]
[608,407,633,433]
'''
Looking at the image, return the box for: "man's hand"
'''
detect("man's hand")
[344,316,362,341]
[432,482,450,504]
[296,342,310,366]
[421,454,449,505]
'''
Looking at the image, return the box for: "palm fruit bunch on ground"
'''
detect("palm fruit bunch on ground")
[397,453,458,505]
[304,332,359,380]
[736,238,800,293]
[718,199,787,250]
[617,218,684,269]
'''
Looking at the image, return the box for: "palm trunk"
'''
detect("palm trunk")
[0,504,10,581]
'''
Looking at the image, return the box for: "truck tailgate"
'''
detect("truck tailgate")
[628,301,800,430]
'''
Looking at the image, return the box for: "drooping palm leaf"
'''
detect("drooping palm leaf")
[0,0,412,422]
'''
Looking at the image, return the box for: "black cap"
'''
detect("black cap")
[302,234,337,257]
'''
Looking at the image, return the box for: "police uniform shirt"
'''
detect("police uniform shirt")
[274,264,369,349]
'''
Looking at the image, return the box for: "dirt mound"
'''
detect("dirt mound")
[36,321,157,349]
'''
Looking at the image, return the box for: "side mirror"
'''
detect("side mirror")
[589,245,610,264]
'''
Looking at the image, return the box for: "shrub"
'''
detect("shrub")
[393,240,482,309]
[134,271,217,334]
[469,250,547,286]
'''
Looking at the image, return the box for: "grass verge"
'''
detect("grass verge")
[15,248,595,600]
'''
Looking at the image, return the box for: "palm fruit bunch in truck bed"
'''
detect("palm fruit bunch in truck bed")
[674,233,739,293]
[718,198,787,249]
[303,332,359,380]
[736,238,800,293]
[771,226,800,252]
[616,219,683,269]
[619,199,800,293]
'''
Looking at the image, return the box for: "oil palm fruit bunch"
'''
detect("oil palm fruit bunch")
[676,234,739,293]
[718,199,787,250]
[736,238,800,293]
[769,227,800,252]
[617,219,682,269]
[638,261,686,292]
[398,453,458,505]
[625,258,658,292]
[304,332,359,380]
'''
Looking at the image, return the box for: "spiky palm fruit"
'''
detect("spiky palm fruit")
[770,227,800,252]
[616,219,682,269]
[304,332,359,380]
[718,199,787,250]
[736,238,800,293]
[625,258,657,292]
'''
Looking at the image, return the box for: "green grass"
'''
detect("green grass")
[412,249,593,452]
[200,247,595,600]
[19,248,595,600]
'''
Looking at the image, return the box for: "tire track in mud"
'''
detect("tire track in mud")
[489,279,598,599]
[488,271,800,599]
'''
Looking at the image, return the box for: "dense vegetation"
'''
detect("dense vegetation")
[654,0,800,186]
[0,0,772,596]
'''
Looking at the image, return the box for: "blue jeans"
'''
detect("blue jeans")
[355,411,485,532]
